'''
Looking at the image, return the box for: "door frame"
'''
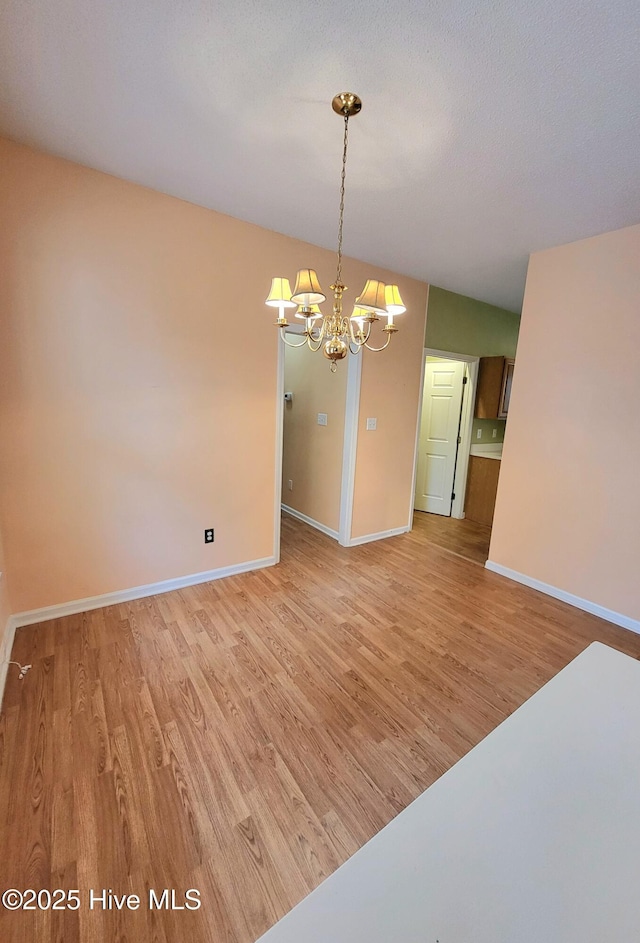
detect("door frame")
[338,351,363,546]
[273,333,285,563]
[274,328,362,557]
[411,348,479,520]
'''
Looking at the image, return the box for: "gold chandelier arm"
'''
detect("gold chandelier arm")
[310,316,329,346]
[280,328,308,348]
[308,320,324,343]
[307,336,324,352]
[364,333,393,353]
[348,318,371,349]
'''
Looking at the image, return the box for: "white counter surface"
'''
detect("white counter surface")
[256,643,640,943]
[469,443,502,460]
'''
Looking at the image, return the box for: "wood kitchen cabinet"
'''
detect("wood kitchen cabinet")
[475,356,515,419]
[464,456,501,525]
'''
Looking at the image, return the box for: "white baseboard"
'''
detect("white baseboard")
[0,616,18,709]
[9,555,277,632]
[1,555,275,708]
[282,504,410,549]
[485,560,640,635]
[281,505,339,541]
[346,526,411,548]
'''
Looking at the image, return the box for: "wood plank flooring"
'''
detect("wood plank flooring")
[1,512,639,943]
[412,510,492,565]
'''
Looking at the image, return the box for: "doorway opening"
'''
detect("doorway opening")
[412,349,491,565]
[274,327,362,563]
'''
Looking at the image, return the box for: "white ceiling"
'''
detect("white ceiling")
[1,0,639,312]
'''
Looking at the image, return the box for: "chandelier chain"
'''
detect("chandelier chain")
[336,114,349,286]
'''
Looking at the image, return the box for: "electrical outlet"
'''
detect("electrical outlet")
[366,418,377,431]
[288,479,293,491]
[204,528,214,543]
[317,413,328,426]
[477,428,482,439]
[492,428,498,438]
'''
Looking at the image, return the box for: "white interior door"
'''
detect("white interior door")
[414,359,466,515]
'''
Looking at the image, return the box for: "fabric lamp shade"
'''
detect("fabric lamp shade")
[291,269,326,305]
[355,279,387,314]
[265,277,296,308]
[384,284,406,314]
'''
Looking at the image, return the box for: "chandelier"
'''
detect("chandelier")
[265,92,407,371]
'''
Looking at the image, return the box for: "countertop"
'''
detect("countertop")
[469,443,502,460]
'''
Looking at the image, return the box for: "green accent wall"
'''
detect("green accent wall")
[425,286,520,358]
[473,418,506,444]
[425,286,521,444]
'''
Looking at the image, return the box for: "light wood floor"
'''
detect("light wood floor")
[412,510,492,565]
[1,513,639,943]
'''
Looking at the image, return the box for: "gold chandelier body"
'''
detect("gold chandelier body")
[265,93,407,371]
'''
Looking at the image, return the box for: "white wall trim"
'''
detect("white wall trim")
[407,312,429,532]
[8,556,276,631]
[273,334,285,564]
[281,504,339,541]
[424,348,480,363]
[452,358,479,519]
[0,616,18,710]
[339,349,363,546]
[485,560,640,635]
[345,525,410,547]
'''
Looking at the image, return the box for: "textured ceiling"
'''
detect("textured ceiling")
[1,0,639,312]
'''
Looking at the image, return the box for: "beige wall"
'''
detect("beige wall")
[282,338,347,533]
[490,223,640,622]
[352,287,428,540]
[0,528,11,631]
[0,138,427,613]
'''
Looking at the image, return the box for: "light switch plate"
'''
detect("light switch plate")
[477,429,482,439]
[366,418,377,431]
[317,413,328,426]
